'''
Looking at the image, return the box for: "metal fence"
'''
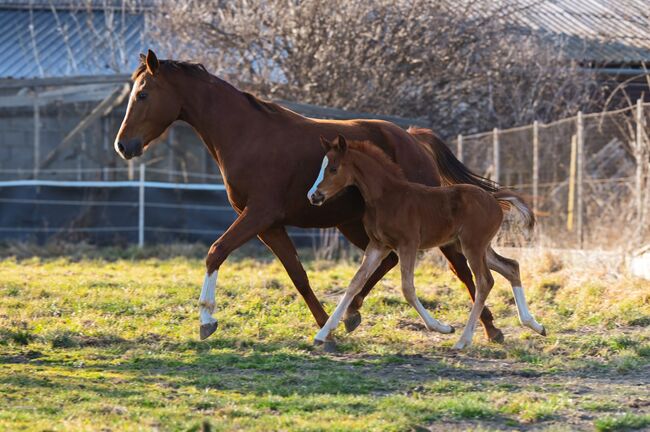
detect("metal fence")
[454,101,649,251]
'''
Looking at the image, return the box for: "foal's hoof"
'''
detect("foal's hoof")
[540,326,547,337]
[487,328,505,344]
[199,321,218,340]
[343,311,362,333]
[314,339,337,353]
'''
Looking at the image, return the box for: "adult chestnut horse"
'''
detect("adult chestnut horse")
[114,50,503,342]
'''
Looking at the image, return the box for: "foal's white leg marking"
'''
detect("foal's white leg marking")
[307,156,329,199]
[314,247,384,343]
[199,272,218,326]
[453,293,485,350]
[410,296,454,334]
[512,286,545,334]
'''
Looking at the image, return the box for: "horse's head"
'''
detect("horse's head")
[114,50,182,160]
[308,134,353,206]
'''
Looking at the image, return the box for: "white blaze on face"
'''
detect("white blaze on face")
[114,80,140,150]
[307,156,329,199]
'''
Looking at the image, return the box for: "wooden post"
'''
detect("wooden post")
[493,128,500,183]
[128,159,134,180]
[457,134,463,163]
[576,111,584,248]
[636,98,644,222]
[33,95,40,179]
[138,163,145,248]
[532,120,539,216]
[567,135,577,232]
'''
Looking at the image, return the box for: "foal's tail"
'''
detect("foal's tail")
[493,190,535,231]
[407,127,500,193]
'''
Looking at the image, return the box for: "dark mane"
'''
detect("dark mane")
[242,92,284,114]
[348,140,406,180]
[132,59,210,81]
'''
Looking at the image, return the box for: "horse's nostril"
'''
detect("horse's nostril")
[117,142,125,153]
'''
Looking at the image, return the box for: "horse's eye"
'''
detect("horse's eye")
[329,167,337,174]
[137,92,148,100]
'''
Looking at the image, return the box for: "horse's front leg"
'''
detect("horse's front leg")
[314,244,389,346]
[199,206,276,340]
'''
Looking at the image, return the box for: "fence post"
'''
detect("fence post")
[636,98,644,223]
[33,96,40,179]
[457,134,463,163]
[138,163,145,248]
[576,111,584,248]
[492,128,500,183]
[532,121,539,216]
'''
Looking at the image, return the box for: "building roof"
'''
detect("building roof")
[0,6,148,79]
[502,0,650,64]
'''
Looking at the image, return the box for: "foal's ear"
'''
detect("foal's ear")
[146,49,159,75]
[139,53,146,63]
[319,135,332,151]
[336,134,348,153]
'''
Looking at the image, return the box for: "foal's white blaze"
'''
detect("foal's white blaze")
[512,286,544,334]
[307,156,329,199]
[199,272,218,325]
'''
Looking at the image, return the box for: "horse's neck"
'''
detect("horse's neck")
[177,76,262,166]
[350,153,405,205]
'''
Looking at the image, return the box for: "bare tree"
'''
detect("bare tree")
[152,0,600,137]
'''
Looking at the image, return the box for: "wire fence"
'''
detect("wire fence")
[454,101,649,251]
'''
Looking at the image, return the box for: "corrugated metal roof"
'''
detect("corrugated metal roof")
[501,0,650,63]
[0,7,148,79]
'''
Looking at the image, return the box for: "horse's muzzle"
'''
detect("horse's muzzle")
[115,138,143,160]
[309,190,325,206]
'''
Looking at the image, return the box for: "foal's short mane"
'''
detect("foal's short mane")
[349,140,406,180]
[132,59,286,115]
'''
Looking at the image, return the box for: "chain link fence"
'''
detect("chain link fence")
[453,102,649,251]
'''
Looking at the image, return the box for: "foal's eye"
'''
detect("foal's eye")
[329,167,337,174]
[136,92,148,100]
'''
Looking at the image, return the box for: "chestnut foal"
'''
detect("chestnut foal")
[309,135,545,350]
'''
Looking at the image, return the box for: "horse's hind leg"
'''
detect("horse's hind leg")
[440,244,504,343]
[398,246,454,334]
[453,248,494,350]
[486,248,546,336]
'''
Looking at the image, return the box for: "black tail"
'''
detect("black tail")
[407,127,500,193]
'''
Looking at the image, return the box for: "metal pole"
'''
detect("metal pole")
[138,163,145,248]
[492,128,500,183]
[33,96,40,179]
[456,134,463,163]
[532,121,539,215]
[576,111,584,248]
[636,98,644,222]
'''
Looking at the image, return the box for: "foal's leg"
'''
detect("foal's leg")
[337,220,399,332]
[199,207,276,340]
[398,246,454,334]
[258,226,329,327]
[440,244,504,343]
[486,248,546,335]
[314,244,389,345]
[453,249,494,350]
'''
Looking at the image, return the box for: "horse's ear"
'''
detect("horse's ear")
[336,134,348,153]
[146,49,159,75]
[319,135,331,151]
[139,52,146,63]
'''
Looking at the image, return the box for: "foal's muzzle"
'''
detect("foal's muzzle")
[309,190,325,206]
[115,138,144,160]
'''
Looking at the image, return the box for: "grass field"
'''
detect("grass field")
[0,245,649,431]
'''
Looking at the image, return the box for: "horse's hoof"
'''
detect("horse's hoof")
[540,326,547,337]
[199,321,218,340]
[448,325,455,334]
[487,328,505,344]
[314,339,337,353]
[452,341,468,350]
[343,311,362,333]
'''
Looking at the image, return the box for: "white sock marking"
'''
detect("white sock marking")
[512,286,544,333]
[307,156,329,199]
[199,272,218,325]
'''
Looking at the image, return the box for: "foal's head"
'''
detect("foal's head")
[114,49,183,160]
[308,135,353,206]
